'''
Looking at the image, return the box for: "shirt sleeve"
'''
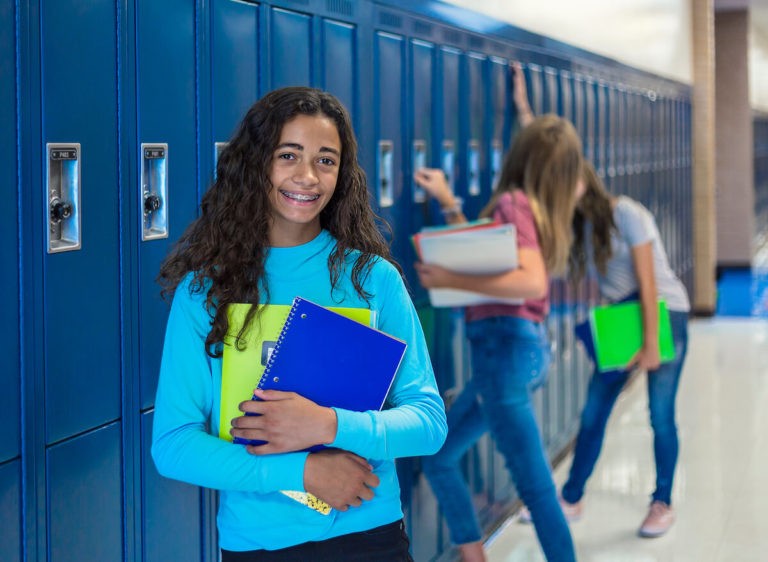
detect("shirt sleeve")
[617,199,655,248]
[493,191,540,249]
[329,263,448,460]
[151,276,308,493]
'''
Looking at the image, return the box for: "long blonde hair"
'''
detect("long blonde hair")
[481,114,583,276]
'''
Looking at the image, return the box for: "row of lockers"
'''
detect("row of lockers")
[1,1,695,561]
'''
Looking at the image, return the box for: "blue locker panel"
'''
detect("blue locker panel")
[42,0,120,443]
[524,64,544,117]
[489,56,509,191]
[465,52,486,218]
[269,8,312,89]
[571,74,586,145]
[0,460,21,562]
[606,85,617,184]
[583,77,596,165]
[212,0,260,144]
[560,70,573,122]
[137,0,199,409]
[595,80,608,175]
[409,38,435,304]
[543,66,559,114]
[374,31,406,253]
[47,424,122,561]
[439,46,461,196]
[141,411,202,562]
[321,19,357,121]
[0,0,19,464]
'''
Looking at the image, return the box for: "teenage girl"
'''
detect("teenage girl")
[413,114,584,562]
[152,87,447,561]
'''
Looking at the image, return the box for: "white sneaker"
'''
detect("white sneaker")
[638,501,675,538]
[517,497,583,524]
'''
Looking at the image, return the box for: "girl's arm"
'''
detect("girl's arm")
[415,245,548,300]
[629,241,661,370]
[511,62,534,128]
[413,168,467,224]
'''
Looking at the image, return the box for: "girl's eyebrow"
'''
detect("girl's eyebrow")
[276,142,340,156]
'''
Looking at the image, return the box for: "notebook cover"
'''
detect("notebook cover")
[589,300,676,371]
[417,224,522,307]
[258,297,406,415]
[220,304,372,442]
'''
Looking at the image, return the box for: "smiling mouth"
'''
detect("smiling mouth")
[280,190,320,202]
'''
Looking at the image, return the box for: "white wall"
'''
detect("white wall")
[443,0,768,111]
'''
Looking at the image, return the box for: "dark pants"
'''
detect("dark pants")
[221,520,414,562]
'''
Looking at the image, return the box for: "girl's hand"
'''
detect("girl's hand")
[231,389,337,454]
[413,168,454,206]
[415,262,456,289]
[511,62,533,126]
[628,341,661,371]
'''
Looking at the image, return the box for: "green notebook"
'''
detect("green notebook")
[589,300,676,371]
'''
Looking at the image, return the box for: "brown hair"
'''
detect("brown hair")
[569,161,616,281]
[158,87,398,356]
[481,114,583,276]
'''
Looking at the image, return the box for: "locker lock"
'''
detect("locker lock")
[50,197,73,223]
[143,192,161,214]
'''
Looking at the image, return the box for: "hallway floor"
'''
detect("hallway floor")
[483,317,768,562]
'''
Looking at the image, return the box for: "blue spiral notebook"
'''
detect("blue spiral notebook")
[255,296,406,416]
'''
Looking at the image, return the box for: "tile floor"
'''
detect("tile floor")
[483,317,768,562]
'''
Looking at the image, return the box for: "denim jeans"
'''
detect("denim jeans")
[562,310,689,506]
[422,316,576,562]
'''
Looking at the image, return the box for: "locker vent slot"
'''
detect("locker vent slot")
[469,35,485,49]
[326,0,353,16]
[378,11,403,29]
[413,21,433,36]
[443,29,461,45]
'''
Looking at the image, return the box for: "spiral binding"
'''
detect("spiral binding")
[257,297,302,389]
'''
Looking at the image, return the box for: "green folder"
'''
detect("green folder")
[589,300,676,371]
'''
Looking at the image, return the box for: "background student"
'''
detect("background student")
[555,162,690,537]
[151,86,447,562]
[512,61,691,538]
[413,114,584,562]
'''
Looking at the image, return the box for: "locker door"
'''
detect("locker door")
[211,0,260,156]
[465,52,486,218]
[0,0,19,466]
[595,80,608,177]
[584,76,596,166]
[543,66,559,114]
[137,0,199,409]
[269,8,312,89]
[0,461,21,562]
[41,0,120,445]
[374,31,406,259]
[321,19,357,122]
[409,38,435,304]
[489,56,510,191]
[439,46,461,201]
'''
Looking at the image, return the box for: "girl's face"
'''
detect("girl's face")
[267,113,341,247]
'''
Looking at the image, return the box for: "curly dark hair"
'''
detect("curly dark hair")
[569,161,616,281]
[158,87,398,356]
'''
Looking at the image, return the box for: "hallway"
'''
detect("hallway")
[485,317,768,562]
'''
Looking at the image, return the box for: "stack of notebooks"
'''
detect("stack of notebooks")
[412,218,522,307]
[575,299,676,373]
[221,297,407,514]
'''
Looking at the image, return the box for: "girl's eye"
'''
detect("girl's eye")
[277,152,295,160]
[318,157,336,166]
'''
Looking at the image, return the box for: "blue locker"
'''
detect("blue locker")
[211,0,260,154]
[560,69,573,122]
[137,0,199,409]
[583,76,596,165]
[141,412,202,562]
[0,460,21,562]
[543,66,559,114]
[439,46,462,201]
[595,79,608,176]
[0,0,19,465]
[321,19,357,122]
[41,0,121,443]
[524,63,544,118]
[374,31,406,258]
[465,52,486,218]
[269,8,312,89]
[47,424,122,561]
[489,56,510,190]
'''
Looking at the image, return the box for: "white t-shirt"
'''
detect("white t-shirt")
[585,196,690,312]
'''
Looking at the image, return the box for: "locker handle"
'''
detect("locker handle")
[50,198,73,223]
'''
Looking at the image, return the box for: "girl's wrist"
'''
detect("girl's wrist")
[440,196,463,217]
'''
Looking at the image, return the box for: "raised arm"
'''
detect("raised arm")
[511,62,534,128]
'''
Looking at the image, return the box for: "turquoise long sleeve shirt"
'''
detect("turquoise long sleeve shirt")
[151,230,447,551]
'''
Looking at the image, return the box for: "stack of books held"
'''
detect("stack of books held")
[412,218,522,307]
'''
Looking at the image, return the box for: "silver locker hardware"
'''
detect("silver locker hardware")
[412,140,427,203]
[47,143,82,253]
[441,140,456,193]
[141,143,169,241]
[467,139,480,196]
[377,140,394,208]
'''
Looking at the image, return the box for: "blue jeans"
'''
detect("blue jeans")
[562,310,689,506]
[422,316,576,562]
